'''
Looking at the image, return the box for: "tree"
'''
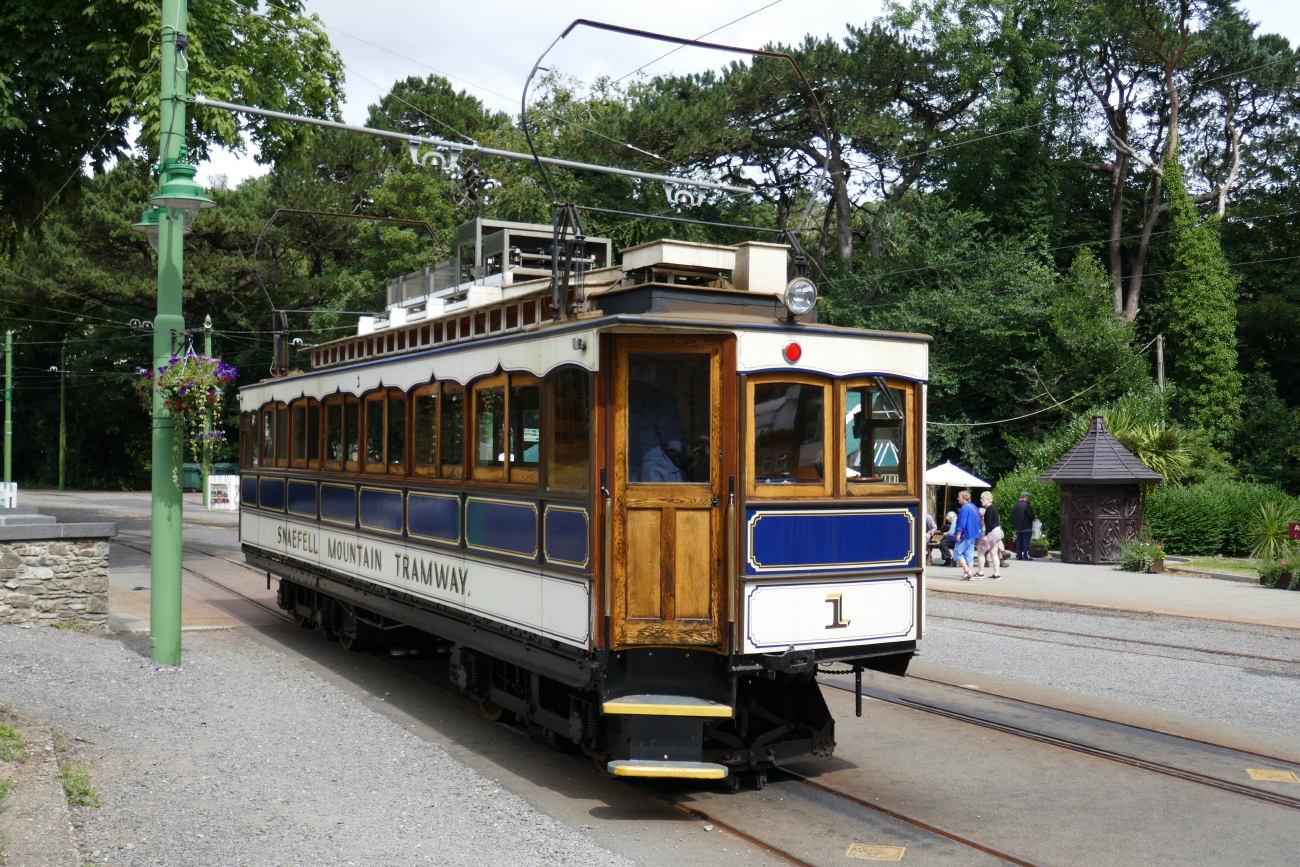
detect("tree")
[1161,152,1241,446]
[0,0,343,244]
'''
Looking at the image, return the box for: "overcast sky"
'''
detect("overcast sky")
[196,0,1300,187]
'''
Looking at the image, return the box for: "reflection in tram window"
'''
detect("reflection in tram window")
[365,394,385,466]
[276,406,289,464]
[752,382,825,484]
[474,383,505,470]
[325,402,343,462]
[547,369,590,492]
[343,399,359,463]
[509,375,540,475]
[413,389,437,470]
[387,394,405,468]
[306,401,320,463]
[627,353,710,484]
[261,409,274,462]
[440,384,464,479]
[845,382,906,485]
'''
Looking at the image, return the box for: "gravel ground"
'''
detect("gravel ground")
[923,594,1300,739]
[0,624,633,867]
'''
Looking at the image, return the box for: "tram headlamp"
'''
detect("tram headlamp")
[783,277,818,317]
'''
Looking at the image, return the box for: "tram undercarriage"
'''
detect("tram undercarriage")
[263,557,911,787]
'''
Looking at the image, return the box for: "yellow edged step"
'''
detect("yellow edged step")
[608,760,728,779]
[602,694,734,718]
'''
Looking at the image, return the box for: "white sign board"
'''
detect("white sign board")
[0,483,16,509]
[206,475,240,510]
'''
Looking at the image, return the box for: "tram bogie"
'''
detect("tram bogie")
[241,222,928,783]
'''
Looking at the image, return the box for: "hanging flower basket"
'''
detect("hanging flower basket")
[136,354,237,486]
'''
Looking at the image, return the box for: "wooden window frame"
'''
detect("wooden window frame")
[469,374,507,482]
[745,372,834,500]
[439,382,465,480]
[411,382,439,478]
[508,373,541,485]
[289,398,321,469]
[323,393,360,473]
[361,388,407,476]
[544,368,592,493]
[838,376,916,498]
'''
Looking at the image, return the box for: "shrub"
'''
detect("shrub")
[1145,480,1297,556]
[1117,537,1164,572]
[1250,501,1300,561]
[992,470,1060,545]
[1255,557,1294,588]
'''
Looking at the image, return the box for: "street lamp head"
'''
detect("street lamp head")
[149,162,217,227]
[130,206,163,252]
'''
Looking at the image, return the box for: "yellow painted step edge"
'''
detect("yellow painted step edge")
[611,764,727,779]
[602,701,733,718]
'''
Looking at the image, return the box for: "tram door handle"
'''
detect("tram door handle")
[711,495,720,507]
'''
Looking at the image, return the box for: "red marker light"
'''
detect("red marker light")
[783,342,802,363]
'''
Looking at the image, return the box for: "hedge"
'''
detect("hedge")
[1143,481,1296,556]
[992,471,1061,547]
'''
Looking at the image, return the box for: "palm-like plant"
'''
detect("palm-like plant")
[1250,501,1300,561]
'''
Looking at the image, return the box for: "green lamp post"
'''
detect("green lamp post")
[146,0,216,666]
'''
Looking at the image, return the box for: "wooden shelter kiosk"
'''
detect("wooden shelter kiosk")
[1037,416,1162,564]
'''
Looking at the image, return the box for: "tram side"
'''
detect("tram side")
[238,313,928,783]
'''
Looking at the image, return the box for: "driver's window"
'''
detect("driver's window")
[626,353,711,484]
[746,376,832,499]
[843,378,911,495]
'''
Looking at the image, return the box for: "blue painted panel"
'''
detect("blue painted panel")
[746,507,916,574]
[287,480,317,518]
[320,483,357,525]
[466,497,537,560]
[359,487,403,534]
[258,477,286,512]
[544,505,589,569]
[241,475,258,507]
[408,493,460,544]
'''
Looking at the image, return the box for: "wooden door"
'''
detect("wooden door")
[611,336,726,647]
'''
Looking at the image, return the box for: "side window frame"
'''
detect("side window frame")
[745,372,833,500]
[411,382,439,479]
[838,376,916,498]
[469,373,507,482]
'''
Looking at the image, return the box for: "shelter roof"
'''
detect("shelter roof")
[1037,416,1163,484]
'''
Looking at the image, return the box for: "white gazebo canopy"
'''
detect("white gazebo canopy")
[925,461,990,488]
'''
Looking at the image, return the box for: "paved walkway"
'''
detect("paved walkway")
[926,555,1300,628]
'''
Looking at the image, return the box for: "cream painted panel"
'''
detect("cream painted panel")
[240,329,599,408]
[742,575,917,654]
[736,331,929,381]
[241,513,591,646]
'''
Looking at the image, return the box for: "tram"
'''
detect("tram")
[237,219,929,786]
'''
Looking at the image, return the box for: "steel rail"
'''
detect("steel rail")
[193,96,751,196]
[929,613,1300,665]
[822,681,1300,811]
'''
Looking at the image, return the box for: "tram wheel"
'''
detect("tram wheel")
[751,771,766,791]
[480,701,503,721]
[722,775,741,794]
[592,756,617,779]
[293,611,311,629]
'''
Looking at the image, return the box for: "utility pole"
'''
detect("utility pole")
[144,0,216,666]
[3,330,10,484]
[1156,334,1165,392]
[202,315,212,505]
[58,338,66,491]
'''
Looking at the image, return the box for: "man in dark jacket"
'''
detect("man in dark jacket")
[1011,492,1036,560]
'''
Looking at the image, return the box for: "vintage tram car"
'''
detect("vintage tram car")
[238,220,929,784]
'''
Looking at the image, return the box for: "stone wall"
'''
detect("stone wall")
[0,540,110,631]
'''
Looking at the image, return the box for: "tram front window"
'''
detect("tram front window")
[752,382,825,484]
[627,353,710,484]
[845,382,907,485]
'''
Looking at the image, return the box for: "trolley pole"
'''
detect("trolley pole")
[58,338,66,491]
[202,315,212,505]
[147,0,215,666]
[3,330,11,485]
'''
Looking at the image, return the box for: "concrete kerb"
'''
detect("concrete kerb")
[0,713,80,867]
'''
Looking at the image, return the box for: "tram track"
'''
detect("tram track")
[821,679,1300,812]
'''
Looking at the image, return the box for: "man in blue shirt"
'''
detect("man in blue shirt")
[952,490,982,580]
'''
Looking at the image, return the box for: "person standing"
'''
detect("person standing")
[1012,492,1036,560]
[952,490,982,580]
[976,491,1004,579]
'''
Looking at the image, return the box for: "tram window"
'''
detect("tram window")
[473,379,506,478]
[412,387,437,475]
[241,412,254,468]
[325,401,343,463]
[343,398,360,465]
[261,408,274,463]
[749,380,828,494]
[626,353,710,484]
[307,401,320,463]
[387,394,406,470]
[291,402,308,465]
[844,379,909,492]
[508,375,540,483]
[546,369,590,491]
[365,394,385,468]
[440,383,464,479]
[276,406,289,465]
